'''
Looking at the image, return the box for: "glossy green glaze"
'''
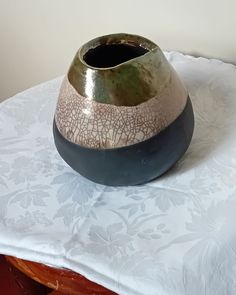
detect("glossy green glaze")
[68,33,171,106]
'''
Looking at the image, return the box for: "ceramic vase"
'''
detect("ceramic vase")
[53,33,194,186]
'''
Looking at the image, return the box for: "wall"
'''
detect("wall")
[0,0,235,101]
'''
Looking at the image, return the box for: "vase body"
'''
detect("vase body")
[53,33,194,186]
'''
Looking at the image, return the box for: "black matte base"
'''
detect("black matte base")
[53,97,194,186]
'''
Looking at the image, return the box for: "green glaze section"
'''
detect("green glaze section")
[67,34,172,106]
[104,63,154,105]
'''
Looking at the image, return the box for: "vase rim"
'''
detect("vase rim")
[78,33,159,70]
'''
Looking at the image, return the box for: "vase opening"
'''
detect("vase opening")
[83,43,149,68]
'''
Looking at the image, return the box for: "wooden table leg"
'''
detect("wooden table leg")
[6,256,117,295]
[0,255,48,295]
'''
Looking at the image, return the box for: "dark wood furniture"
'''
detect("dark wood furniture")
[5,255,116,295]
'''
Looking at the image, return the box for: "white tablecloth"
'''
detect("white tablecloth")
[1,52,236,295]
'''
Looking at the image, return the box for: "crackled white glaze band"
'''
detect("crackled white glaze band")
[55,67,188,149]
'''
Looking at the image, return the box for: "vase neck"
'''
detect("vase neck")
[67,33,171,106]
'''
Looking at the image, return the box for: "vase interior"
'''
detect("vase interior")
[83,43,149,68]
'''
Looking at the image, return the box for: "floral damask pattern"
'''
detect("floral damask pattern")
[1,55,236,294]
